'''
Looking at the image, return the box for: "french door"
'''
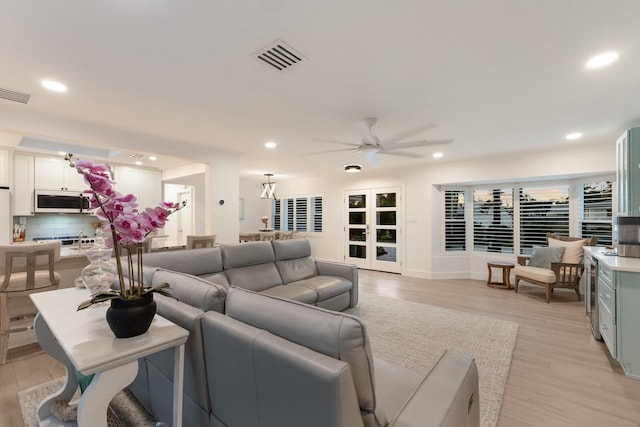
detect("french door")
[345,187,401,273]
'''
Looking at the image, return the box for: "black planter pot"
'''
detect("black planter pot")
[106,292,157,338]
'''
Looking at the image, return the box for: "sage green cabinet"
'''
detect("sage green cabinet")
[616,127,640,215]
[616,271,640,380]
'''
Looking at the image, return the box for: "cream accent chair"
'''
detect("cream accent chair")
[0,241,61,364]
[514,234,597,303]
[187,234,217,249]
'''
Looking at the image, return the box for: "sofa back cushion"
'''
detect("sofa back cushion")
[139,247,223,276]
[221,241,275,268]
[224,263,283,292]
[152,269,226,313]
[272,238,312,260]
[224,287,385,426]
[272,239,318,283]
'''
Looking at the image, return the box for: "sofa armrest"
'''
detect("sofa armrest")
[315,260,359,307]
[517,255,530,266]
[390,351,479,427]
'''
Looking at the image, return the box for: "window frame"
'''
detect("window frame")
[271,194,324,235]
[441,176,614,255]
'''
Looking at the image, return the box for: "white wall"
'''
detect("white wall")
[239,178,272,232]
[274,142,615,280]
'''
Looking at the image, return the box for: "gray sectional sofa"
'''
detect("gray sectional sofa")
[123,239,480,426]
[133,238,358,311]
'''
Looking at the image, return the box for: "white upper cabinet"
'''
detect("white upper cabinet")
[34,156,88,191]
[0,149,9,187]
[113,166,162,211]
[13,154,35,215]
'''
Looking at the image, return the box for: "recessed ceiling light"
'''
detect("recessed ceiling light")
[585,51,619,69]
[566,132,583,140]
[41,80,68,92]
[344,164,362,173]
[135,161,142,166]
[149,156,157,161]
[265,141,277,149]
[58,151,67,156]
[433,152,444,159]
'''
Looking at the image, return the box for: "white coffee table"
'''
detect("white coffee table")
[31,287,189,427]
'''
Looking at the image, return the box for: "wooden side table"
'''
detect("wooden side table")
[487,261,515,289]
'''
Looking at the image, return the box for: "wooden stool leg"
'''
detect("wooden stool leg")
[0,294,9,365]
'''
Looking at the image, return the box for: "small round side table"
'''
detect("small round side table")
[487,261,515,289]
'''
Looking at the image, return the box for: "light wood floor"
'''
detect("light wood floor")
[2,271,640,426]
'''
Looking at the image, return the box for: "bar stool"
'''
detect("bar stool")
[0,241,61,364]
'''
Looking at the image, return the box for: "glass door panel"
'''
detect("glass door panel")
[345,187,401,273]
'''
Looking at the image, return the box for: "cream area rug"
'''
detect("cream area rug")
[18,377,155,427]
[347,292,519,427]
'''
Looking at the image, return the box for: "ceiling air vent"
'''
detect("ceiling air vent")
[255,40,305,71]
[128,153,145,159]
[0,86,31,104]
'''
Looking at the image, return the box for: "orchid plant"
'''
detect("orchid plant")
[66,154,185,309]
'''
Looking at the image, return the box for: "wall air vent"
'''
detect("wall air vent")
[0,86,31,104]
[255,40,306,71]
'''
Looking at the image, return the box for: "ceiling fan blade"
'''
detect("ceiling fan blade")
[381,138,454,150]
[311,138,361,148]
[378,123,436,146]
[377,150,423,158]
[304,147,359,156]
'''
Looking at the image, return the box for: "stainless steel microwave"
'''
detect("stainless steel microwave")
[34,190,91,213]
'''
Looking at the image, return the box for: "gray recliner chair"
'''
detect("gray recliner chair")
[202,287,480,427]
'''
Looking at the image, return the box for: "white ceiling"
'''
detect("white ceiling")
[1,1,639,178]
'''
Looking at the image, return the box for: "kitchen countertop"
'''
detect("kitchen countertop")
[585,246,640,273]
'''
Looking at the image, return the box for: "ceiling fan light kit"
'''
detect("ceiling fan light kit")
[344,164,362,173]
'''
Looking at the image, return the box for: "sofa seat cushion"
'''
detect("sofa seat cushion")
[514,265,556,284]
[289,276,352,301]
[259,285,317,304]
[224,263,283,292]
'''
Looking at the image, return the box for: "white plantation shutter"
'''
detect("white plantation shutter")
[473,188,514,253]
[311,196,323,232]
[444,190,466,251]
[272,199,281,230]
[519,185,569,254]
[580,181,612,246]
[295,197,308,231]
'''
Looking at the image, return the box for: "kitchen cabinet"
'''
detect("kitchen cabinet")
[13,154,35,215]
[587,247,640,380]
[616,127,640,216]
[0,149,8,187]
[113,166,162,211]
[34,156,87,191]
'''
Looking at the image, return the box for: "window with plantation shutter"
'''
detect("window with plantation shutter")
[519,185,569,254]
[311,196,323,232]
[272,199,281,230]
[580,181,612,246]
[295,197,308,231]
[444,190,466,251]
[473,188,514,253]
[271,195,323,233]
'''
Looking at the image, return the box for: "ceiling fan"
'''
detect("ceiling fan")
[311,118,454,164]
